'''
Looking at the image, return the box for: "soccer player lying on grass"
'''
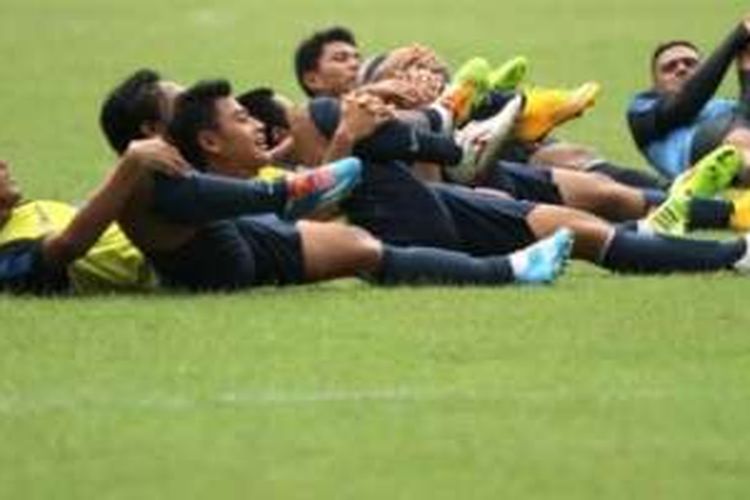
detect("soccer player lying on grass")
[243,86,749,237]
[97,70,572,291]
[628,14,750,183]
[295,28,750,235]
[252,82,750,276]
[0,138,186,294]
[293,25,666,190]
[291,26,745,233]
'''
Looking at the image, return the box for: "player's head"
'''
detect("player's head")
[237,87,292,149]
[358,46,450,108]
[651,40,701,95]
[99,68,184,154]
[294,26,360,97]
[0,160,22,228]
[168,79,271,176]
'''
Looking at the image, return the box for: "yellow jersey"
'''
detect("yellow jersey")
[0,200,157,293]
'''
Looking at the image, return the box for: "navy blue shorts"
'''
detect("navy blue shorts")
[482,161,563,205]
[309,97,538,256]
[235,214,305,285]
[0,239,69,294]
[430,184,537,256]
[343,160,464,250]
[150,216,304,291]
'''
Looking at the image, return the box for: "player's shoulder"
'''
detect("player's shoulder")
[627,90,661,115]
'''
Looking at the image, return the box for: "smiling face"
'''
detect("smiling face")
[303,41,361,97]
[652,44,701,95]
[0,160,22,228]
[200,96,272,177]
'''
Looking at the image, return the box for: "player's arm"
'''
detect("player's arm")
[738,41,750,108]
[41,138,188,267]
[322,91,394,163]
[656,19,750,129]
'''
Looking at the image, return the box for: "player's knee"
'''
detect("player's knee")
[342,226,383,269]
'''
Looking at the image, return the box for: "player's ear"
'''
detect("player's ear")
[302,71,323,94]
[197,129,221,156]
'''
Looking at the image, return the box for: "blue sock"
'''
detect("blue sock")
[377,245,514,285]
[688,198,733,229]
[472,90,516,120]
[641,189,666,206]
[601,229,745,273]
[587,163,669,190]
[640,189,732,229]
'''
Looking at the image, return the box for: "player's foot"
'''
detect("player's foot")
[282,157,362,219]
[643,193,689,236]
[446,95,523,184]
[439,57,491,128]
[726,189,750,231]
[488,56,529,91]
[510,228,573,284]
[515,81,601,142]
[670,145,743,198]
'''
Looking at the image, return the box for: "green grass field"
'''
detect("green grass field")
[2,0,750,497]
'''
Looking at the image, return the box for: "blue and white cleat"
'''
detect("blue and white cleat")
[282,157,362,219]
[509,227,573,284]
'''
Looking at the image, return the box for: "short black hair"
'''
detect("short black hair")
[168,79,232,169]
[651,40,700,73]
[237,87,289,148]
[294,26,356,97]
[99,69,164,154]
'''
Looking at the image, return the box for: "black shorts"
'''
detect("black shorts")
[150,216,305,291]
[482,161,563,205]
[343,160,464,250]
[430,184,537,256]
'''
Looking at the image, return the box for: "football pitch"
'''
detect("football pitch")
[2,0,750,497]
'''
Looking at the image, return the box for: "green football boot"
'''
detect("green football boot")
[488,55,529,91]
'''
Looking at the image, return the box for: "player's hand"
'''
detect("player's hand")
[338,91,394,141]
[361,78,426,108]
[123,137,190,177]
[399,67,445,104]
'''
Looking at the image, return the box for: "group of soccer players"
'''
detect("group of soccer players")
[2,14,750,295]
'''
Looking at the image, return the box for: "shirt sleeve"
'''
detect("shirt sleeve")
[151,171,287,225]
[640,24,750,139]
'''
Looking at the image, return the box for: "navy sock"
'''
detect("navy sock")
[641,189,666,206]
[601,229,745,273]
[688,198,733,229]
[422,108,445,132]
[377,245,514,285]
[639,190,732,229]
[588,162,669,190]
[472,90,516,120]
